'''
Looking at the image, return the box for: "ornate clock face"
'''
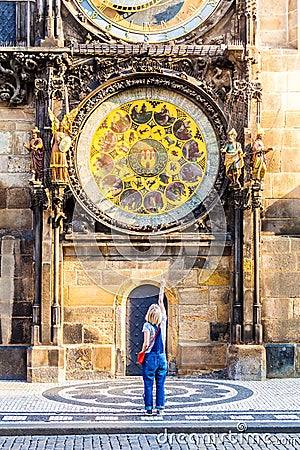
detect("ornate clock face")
[69,77,226,234]
[76,0,222,43]
[89,99,207,216]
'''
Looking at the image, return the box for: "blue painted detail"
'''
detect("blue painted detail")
[0,2,16,43]
[153,2,184,25]
[266,344,295,378]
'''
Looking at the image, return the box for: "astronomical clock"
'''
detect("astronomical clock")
[68,75,227,233]
[64,0,231,44]
[60,0,235,233]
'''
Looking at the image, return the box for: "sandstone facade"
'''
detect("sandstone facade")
[0,0,299,381]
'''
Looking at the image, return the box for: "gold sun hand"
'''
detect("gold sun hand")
[98,0,161,12]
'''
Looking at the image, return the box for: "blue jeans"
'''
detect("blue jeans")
[142,352,168,410]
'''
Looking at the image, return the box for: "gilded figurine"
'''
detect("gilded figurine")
[23,127,45,183]
[252,128,273,184]
[48,108,78,183]
[221,128,244,188]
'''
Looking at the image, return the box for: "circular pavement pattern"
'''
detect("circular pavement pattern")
[43,379,253,411]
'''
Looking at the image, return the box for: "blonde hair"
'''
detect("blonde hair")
[145,304,162,325]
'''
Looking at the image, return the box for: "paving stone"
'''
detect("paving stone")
[0,378,299,449]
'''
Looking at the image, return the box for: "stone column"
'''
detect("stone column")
[27,185,66,382]
[252,183,263,344]
[230,189,249,344]
[29,183,46,345]
[227,185,266,380]
[51,184,67,346]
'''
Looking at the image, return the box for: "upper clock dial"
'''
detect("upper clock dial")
[101,0,160,11]
[76,0,222,43]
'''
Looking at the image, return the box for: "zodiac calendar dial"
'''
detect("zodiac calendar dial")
[73,0,222,43]
[89,99,207,216]
[71,81,224,233]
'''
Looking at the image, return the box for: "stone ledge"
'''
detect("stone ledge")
[227,344,266,381]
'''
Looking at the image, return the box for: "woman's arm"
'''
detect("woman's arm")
[158,279,166,314]
[141,331,150,352]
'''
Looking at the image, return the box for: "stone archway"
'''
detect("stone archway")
[115,280,178,376]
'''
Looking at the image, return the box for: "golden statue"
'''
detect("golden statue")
[252,128,273,183]
[48,108,78,183]
[221,128,244,188]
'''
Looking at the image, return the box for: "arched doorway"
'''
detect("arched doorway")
[126,284,167,376]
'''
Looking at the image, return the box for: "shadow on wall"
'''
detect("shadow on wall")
[0,235,32,346]
[262,185,300,235]
[0,235,32,380]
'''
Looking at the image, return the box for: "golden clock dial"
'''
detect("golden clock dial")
[89,99,207,216]
[71,80,226,234]
[76,0,222,43]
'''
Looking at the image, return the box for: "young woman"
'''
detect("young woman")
[141,281,167,415]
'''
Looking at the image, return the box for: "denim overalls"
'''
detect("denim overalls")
[142,324,168,411]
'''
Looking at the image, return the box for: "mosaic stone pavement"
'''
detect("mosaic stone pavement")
[0,377,300,434]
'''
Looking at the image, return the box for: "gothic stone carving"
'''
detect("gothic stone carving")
[65,47,239,118]
[0,51,73,106]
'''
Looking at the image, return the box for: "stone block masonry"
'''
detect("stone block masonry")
[61,248,232,377]
[261,235,300,344]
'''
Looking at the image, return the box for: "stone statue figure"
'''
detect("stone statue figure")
[23,127,45,183]
[252,128,273,184]
[48,107,78,183]
[221,128,244,188]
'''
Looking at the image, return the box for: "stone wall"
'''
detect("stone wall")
[259,0,300,235]
[0,107,34,231]
[177,260,230,375]
[63,256,115,379]
[260,47,300,235]
[0,106,34,379]
[259,0,299,49]
[258,0,300,373]
[261,235,300,342]
[62,242,231,378]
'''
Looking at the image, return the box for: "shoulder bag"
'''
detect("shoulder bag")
[137,324,161,365]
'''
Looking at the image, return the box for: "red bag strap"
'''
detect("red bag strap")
[145,324,161,352]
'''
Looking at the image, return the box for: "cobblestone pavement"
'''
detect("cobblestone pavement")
[0,377,300,437]
[0,377,300,434]
[0,433,299,449]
